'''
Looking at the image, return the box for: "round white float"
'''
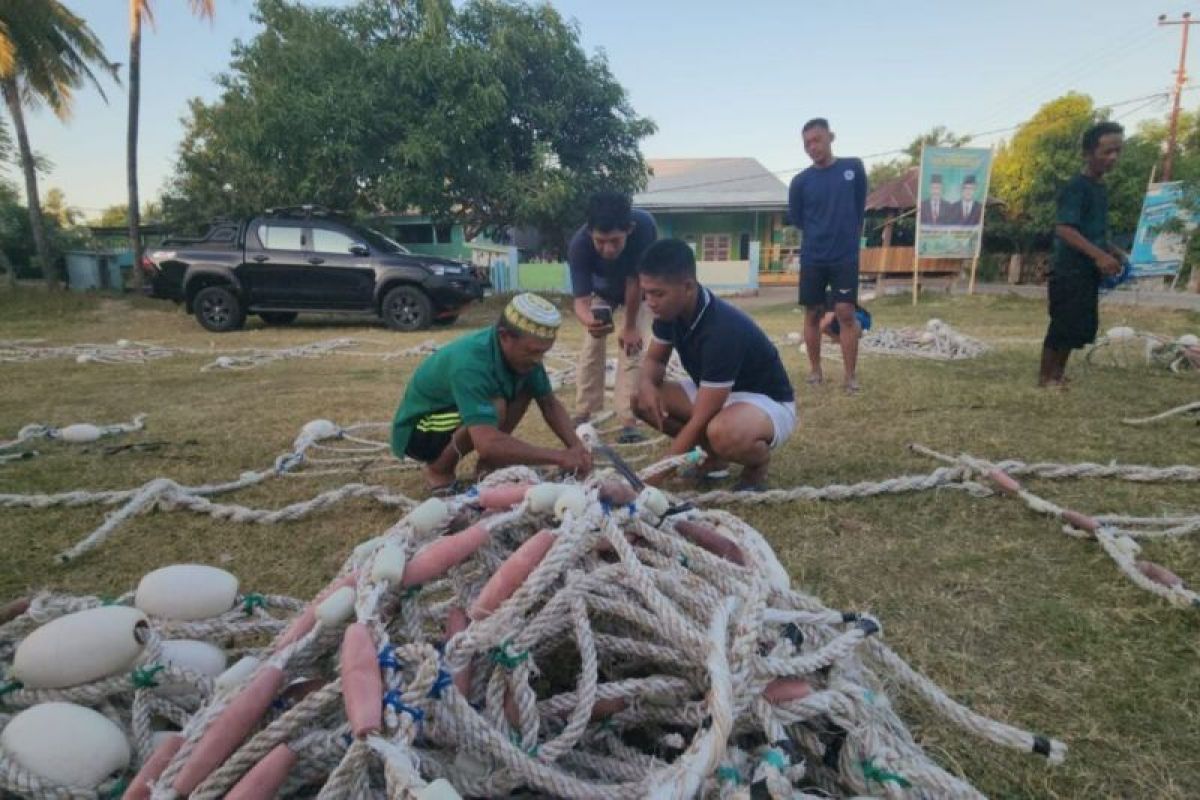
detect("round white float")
[215,656,261,692]
[315,586,356,625]
[135,564,238,621]
[299,419,339,442]
[57,424,102,443]
[159,640,227,680]
[407,497,449,535]
[527,483,565,514]
[1106,326,1136,340]
[553,487,588,521]
[1178,333,1199,347]
[0,702,131,787]
[370,543,407,583]
[637,487,670,519]
[12,606,148,689]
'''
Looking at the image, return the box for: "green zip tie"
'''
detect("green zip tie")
[132,664,166,689]
[761,747,787,769]
[403,585,422,600]
[489,641,529,670]
[0,680,23,699]
[104,778,129,799]
[715,765,742,784]
[860,758,912,789]
[241,593,267,615]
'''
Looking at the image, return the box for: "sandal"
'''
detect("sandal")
[428,478,470,498]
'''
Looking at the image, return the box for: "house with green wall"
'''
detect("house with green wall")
[633,158,793,290]
[372,212,471,260]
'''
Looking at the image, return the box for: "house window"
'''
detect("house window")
[701,234,731,261]
[435,224,453,244]
[393,224,435,244]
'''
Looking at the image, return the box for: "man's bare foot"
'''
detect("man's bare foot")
[843,376,860,395]
[805,371,824,386]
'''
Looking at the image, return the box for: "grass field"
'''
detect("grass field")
[0,286,1197,798]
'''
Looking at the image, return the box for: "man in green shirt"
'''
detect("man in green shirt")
[391,293,592,494]
[1039,121,1126,388]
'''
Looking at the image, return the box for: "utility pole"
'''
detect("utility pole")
[1158,12,1198,181]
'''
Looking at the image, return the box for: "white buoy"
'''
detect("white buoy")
[159,640,227,682]
[370,543,407,583]
[1178,333,1199,347]
[215,656,261,692]
[1107,326,1137,340]
[75,354,92,364]
[417,779,464,800]
[637,487,670,519]
[316,586,356,625]
[116,339,131,348]
[215,356,235,368]
[299,419,340,442]
[407,497,449,535]
[527,483,566,513]
[135,564,239,621]
[12,606,148,689]
[0,703,131,787]
[553,487,588,521]
[786,331,802,343]
[57,423,103,443]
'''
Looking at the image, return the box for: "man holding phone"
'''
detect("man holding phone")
[568,191,658,443]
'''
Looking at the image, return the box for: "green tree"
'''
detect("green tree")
[867,126,969,191]
[990,93,1161,254]
[128,1,215,288]
[0,1,116,287]
[94,203,130,227]
[42,186,77,226]
[163,0,654,242]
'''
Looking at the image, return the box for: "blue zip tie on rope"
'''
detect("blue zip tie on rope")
[377,645,402,671]
[383,689,425,722]
[428,668,452,699]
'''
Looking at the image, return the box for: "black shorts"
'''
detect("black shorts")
[402,409,462,462]
[1044,271,1100,351]
[800,262,859,307]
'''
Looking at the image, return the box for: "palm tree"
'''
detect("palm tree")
[128,1,214,289]
[0,2,115,288]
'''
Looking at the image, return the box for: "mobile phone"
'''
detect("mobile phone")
[591,305,613,325]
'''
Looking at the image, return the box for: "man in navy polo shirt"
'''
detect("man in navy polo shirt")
[567,191,657,442]
[634,239,796,491]
[788,118,868,393]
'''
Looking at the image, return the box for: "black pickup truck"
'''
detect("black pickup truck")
[140,207,484,332]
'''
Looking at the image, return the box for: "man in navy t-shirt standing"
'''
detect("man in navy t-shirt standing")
[567,192,657,442]
[635,239,796,491]
[788,118,868,392]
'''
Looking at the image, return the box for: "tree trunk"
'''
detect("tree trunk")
[2,78,57,289]
[126,4,143,291]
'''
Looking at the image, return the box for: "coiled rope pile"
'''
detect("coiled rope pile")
[1085,327,1200,374]
[859,319,989,361]
[0,445,1068,799]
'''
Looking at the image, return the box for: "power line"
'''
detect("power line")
[639,88,1181,197]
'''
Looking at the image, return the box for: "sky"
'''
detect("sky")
[16,0,1199,217]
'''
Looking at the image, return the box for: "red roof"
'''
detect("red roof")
[865,167,918,211]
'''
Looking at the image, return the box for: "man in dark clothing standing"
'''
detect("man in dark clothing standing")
[1039,122,1126,388]
[788,118,868,393]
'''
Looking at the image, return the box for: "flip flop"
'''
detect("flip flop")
[805,373,825,386]
[428,478,469,498]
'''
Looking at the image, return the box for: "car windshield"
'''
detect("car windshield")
[358,227,410,255]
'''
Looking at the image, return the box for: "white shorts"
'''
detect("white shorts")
[678,379,797,449]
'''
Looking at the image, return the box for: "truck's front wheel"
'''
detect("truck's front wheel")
[194,286,246,332]
[382,286,433,332]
